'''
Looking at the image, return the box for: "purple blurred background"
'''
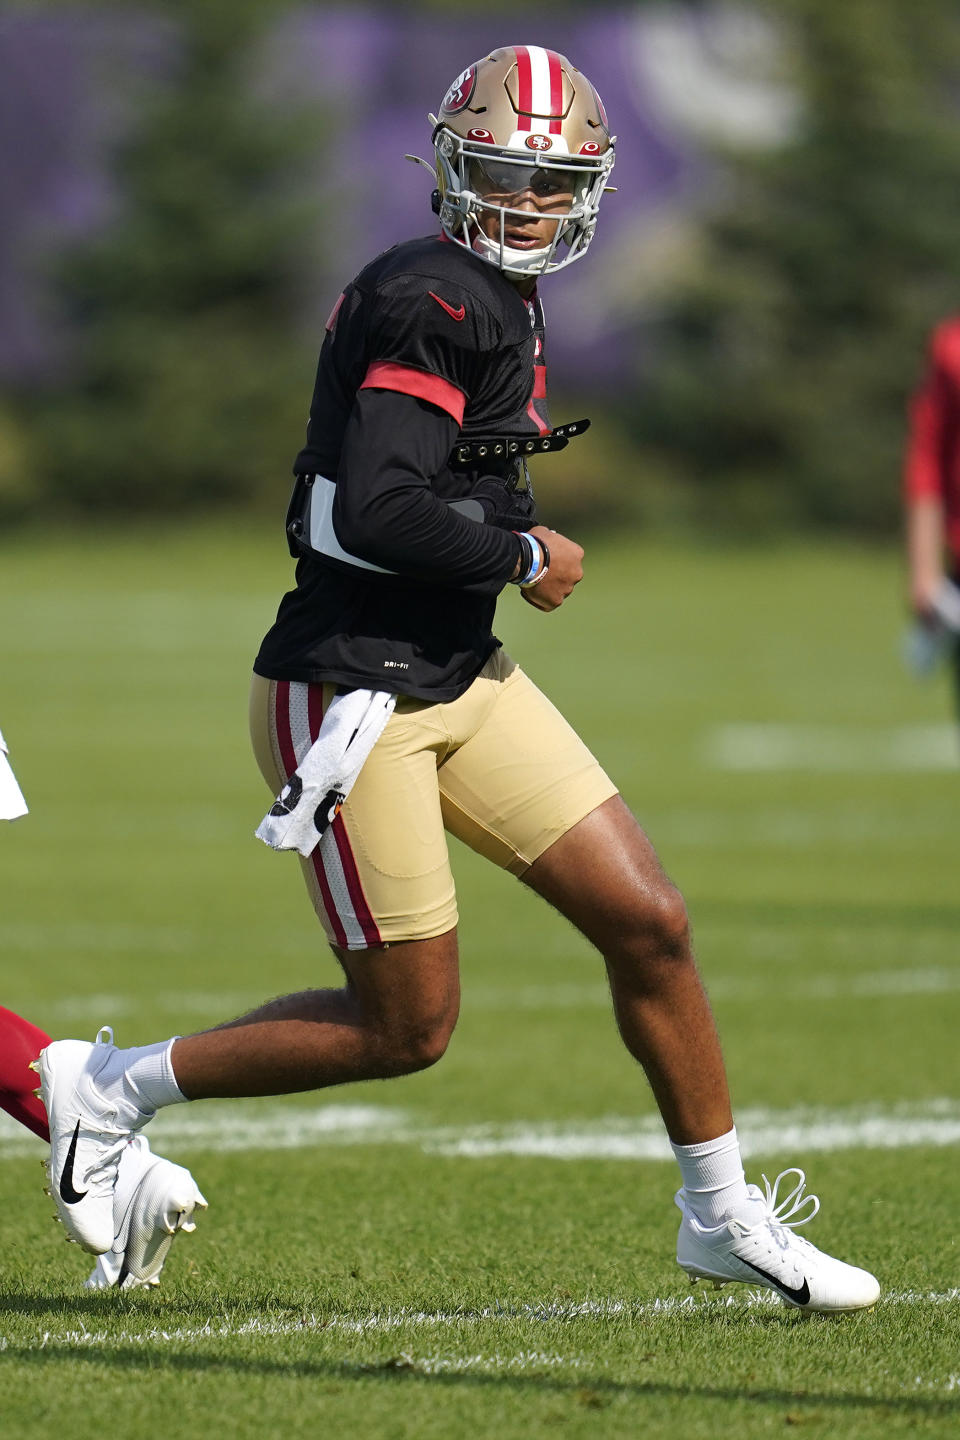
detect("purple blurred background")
[0,6,790,391]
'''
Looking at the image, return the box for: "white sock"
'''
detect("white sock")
[98,1039,187,1122]
[671,1126,751,1226]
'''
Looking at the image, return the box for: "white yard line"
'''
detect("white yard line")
[427,1099,960,1160]
[705,723,958,772]
[1,1288,956,1355]
[394,1351,588,1376]
[3,1098,960,1162]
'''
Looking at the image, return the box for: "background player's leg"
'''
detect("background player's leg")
[521,795,733,1146]
[168,930,461,1098]
[0,1004,51,1140]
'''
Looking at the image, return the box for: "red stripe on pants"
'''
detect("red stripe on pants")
[307,685,381,948]
[332,817,382,947]
[274,679,349,949]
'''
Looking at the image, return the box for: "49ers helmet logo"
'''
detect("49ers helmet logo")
[525,133,552,152]
[441,65,476,114]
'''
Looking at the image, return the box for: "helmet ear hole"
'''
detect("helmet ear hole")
[431,188,442,216]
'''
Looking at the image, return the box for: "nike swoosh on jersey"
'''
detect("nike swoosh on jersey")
[739,1257,811,1306]
[59,1120,88,1204]
[428,291,466,322]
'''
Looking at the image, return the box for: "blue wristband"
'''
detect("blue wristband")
[520,534,543,585]
[511,532,550,588]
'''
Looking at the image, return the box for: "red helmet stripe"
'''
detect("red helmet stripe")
[514,45,533,129]
[546,49,564,133]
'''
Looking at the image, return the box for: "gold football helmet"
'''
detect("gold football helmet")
[426,45,615,277]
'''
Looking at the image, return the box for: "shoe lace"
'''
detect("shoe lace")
[733,1169,821,1267]
[82,1135,128,1193]
[759,1168,820,1229]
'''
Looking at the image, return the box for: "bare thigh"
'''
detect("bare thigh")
[331,929,462,1043]
[522,794,688,961]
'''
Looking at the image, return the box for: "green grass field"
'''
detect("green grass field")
[1,522,958,1437]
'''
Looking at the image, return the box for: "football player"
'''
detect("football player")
[904,316,960,706]
[37,47,877,1312]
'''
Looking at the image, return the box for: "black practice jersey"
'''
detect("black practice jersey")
[254,234,552,700]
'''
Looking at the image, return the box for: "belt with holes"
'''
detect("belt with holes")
[450,418,591,467]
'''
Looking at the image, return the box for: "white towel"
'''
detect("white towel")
[256,689,396,857]
[0,728,28,821]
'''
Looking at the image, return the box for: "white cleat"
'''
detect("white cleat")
[85,1134,208,1290]
[37,1027,149,1255]
[675,1168,880,1314]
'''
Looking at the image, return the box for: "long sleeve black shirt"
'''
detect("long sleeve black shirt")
[254,234,551,700]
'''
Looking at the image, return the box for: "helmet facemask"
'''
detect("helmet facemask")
[432,125,614,277]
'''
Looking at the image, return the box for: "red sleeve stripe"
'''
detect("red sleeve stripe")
[360,361,466,425]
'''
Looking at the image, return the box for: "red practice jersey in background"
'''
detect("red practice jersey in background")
[905,316,960,565]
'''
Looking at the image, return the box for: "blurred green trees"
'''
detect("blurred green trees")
[634,0,960,536]
[9,0,320,520]
[7,0,960,534]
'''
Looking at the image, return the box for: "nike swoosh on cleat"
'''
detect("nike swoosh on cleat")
[739,1257,811,1306]
[428,291,466,322]
[59,1120,88,1204]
